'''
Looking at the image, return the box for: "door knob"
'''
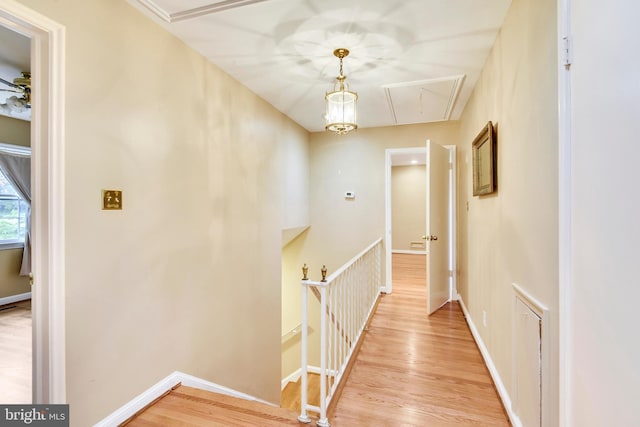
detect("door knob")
[425,235,438,241]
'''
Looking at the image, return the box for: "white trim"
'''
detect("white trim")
[0,291,31,306]
[0,142,31,156]
[179,372,275,407]
[458,294,521,427]
[130,0,172,22]
[384,150,392,293]
[131,0,273,23]
[512,283,550,427]
[94,372,181,427]
[445,145,457,299]
[391,249,426,255]
[281,368,301,390]
[0,241,25,250]
[558,0,572,425]
[281,365,326,390]
[0,0,66,404]
[95,371,275,426]
[512,283,549,317]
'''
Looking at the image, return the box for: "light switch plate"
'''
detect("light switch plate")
[102,190,122,210]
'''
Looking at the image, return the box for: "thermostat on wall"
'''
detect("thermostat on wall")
[345,191,355,199]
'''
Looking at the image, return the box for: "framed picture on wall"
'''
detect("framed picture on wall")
[472,121,497,196]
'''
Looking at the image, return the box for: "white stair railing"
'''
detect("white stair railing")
[298,238,383,427]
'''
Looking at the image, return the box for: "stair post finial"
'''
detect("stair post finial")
[321,265,327,282]
[302,263,309,280]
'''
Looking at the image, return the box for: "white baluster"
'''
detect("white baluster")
[318,285,329,427]
[298,283,311,424]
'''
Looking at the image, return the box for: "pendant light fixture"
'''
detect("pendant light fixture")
[325,48,357,134]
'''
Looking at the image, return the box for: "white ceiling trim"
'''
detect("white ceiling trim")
[383,75,466,125]
[443,75,465,120]
[134,0,171,22]
[134,0,275,23]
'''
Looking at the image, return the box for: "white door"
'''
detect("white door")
[426,141,450,314]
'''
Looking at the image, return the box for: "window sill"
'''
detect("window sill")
[0,242,25,250]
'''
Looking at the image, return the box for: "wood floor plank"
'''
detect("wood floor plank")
[328,253,509,426]
[0,300,31,404]
[125,386,300,426]
[129,253,508,426]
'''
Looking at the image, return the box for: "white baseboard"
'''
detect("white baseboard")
[457,295,522,427]
[280,365,323,390]
[281,368,301,390]
[95,371,273,426]
[94,372,181,427]
[391,250,427,255]
[0,292,31,306]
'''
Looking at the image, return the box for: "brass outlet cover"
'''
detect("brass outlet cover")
[102,190,122,210]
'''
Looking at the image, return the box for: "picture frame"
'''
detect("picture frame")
[472,121,497,196]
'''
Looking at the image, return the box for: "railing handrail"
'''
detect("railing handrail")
[321,237,383,284]
[298,237,383,427]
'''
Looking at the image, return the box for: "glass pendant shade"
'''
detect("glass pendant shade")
[325,48,357,134]
[325,85,357,134]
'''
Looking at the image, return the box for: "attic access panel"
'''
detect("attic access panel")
[383,75,465,125]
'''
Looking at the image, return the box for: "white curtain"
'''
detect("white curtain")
[0,151,31,276]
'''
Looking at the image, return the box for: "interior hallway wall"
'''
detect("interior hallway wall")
[304,121,460,290]
[456,0,559,422]
[16,0,309,424]
[391,165,427,252]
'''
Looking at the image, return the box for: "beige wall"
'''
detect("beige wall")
[457,0,559,422]
[16,0,309,424]
[281,123,459,376]
[304,122,459,283]
[0,115,30,298]
[281,229,308,380]
[391,165,426,251]
[0,115,30,147]
[0,248,30,298]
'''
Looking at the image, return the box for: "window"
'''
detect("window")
[0,168,28,245]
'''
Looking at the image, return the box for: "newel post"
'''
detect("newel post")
[298,264,311,424]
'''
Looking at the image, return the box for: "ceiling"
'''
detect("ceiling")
[392,151,426,167]
[0,1,512,129]
[129,0,512,132]
[0,25,30,122]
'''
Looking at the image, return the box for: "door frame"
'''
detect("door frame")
[384,145,456,297]
[0,1,66,403]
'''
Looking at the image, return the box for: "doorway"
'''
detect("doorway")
[0,21,32,404]
[0,3,65,404]
[384,143,456,312]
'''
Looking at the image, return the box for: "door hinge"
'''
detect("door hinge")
[562,35,572,68]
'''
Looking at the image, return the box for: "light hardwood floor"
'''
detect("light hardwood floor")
[329,253,509,425]
[125,385,300,426]
[0,299,32,404]
[127,254,509,425]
